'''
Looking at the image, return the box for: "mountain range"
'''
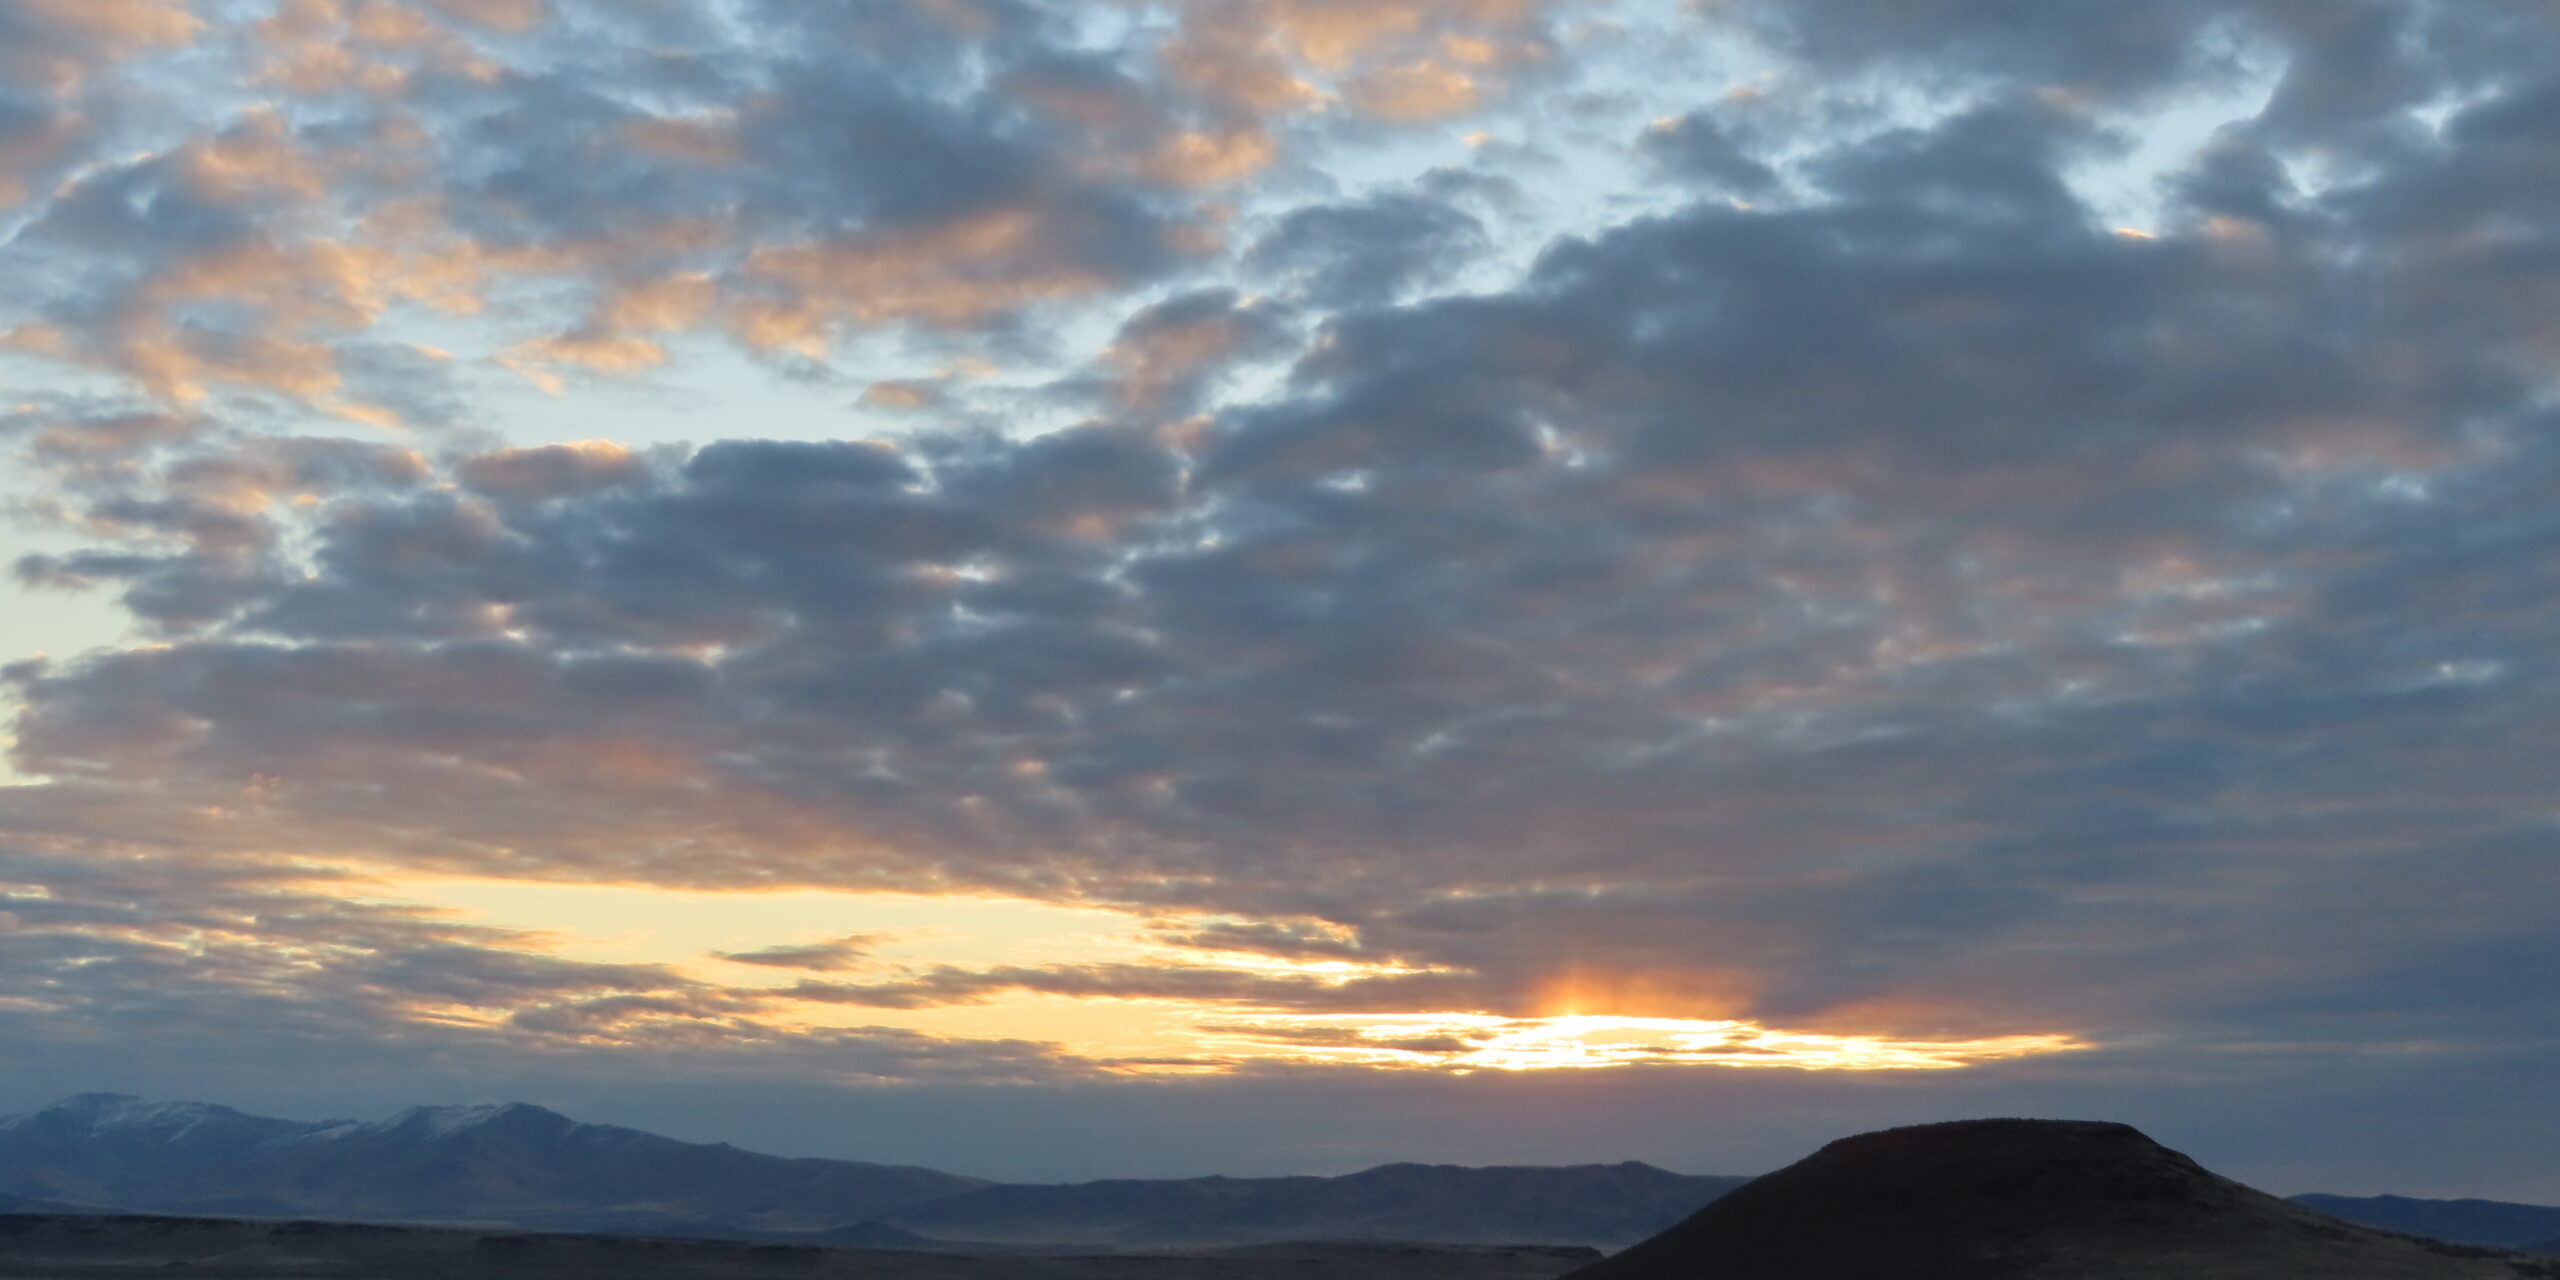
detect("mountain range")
[0,1095,1745,1250]
[6,1101,2560,1278]
[0,1094,982,1239]
[6,1096,2558,1261]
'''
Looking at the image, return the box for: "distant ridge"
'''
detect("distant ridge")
[2292,1195,2560,1251]
[885,1160,1746,1248]
[0,1095,1741,1249]
[0,1190,95,1215]
[1567,1118,2555,1280]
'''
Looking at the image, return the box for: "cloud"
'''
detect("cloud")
[1246,192,1490,307]
[454,440,652,504]
[0,0,1602,422]
[1637,111,1778,194]
[0,842,1095,1083]
[11,432,429,633]
[1159,0,1563,132]
[783,962,1474,1013]
[0,89,86,210]
[0,0,1230,409]
[3,0,2560,1133]
[1091,288,1294,413]
[0,0,200,96]
[715,935,886,972]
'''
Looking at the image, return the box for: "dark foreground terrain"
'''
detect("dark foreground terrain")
[1568,1119,2560,1280]
[0,1213,1597,1280]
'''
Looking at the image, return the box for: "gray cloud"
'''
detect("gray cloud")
[1246,192,1491,307]
[1082,288,1296,414]
[1713,0,2442,120]
[1636,112,1778,193]
[714,935,887,972]
[1,0,2558,1187]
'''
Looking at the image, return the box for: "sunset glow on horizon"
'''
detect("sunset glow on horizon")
[337,872,2090,1074]
[1198,1013,2090,1074]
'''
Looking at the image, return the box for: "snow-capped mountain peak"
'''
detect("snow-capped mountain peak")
[3,1094,262,1143]
[0,1093,991,1236]
[365,1101,579,1141]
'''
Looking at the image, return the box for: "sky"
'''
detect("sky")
[1,0,2557,1199]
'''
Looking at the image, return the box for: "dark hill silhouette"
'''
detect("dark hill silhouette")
[1567,1119,2558,1280]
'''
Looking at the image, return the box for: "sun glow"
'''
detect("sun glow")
[333,871,2089,1075]
[1202,1013,2090,1073]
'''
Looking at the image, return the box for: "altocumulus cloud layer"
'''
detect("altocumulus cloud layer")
[3,0,2560,1186]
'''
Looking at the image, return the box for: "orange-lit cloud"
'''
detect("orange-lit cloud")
[220,872,2091,1076]
[0,0,1527,426]
[1199,1013,2090,1073]
[8,0,201,94]
[1101,289,1288,412]
[423,0,546,32]
[1346,59,1484,121]
[727,209,1173,357]
[1142,126,1281,188]
[1162,0,1556,127]
[0,108,83,209]
[507,273,719,380]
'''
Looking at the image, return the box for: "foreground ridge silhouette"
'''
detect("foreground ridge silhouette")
[1569,1119,2560,1280]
